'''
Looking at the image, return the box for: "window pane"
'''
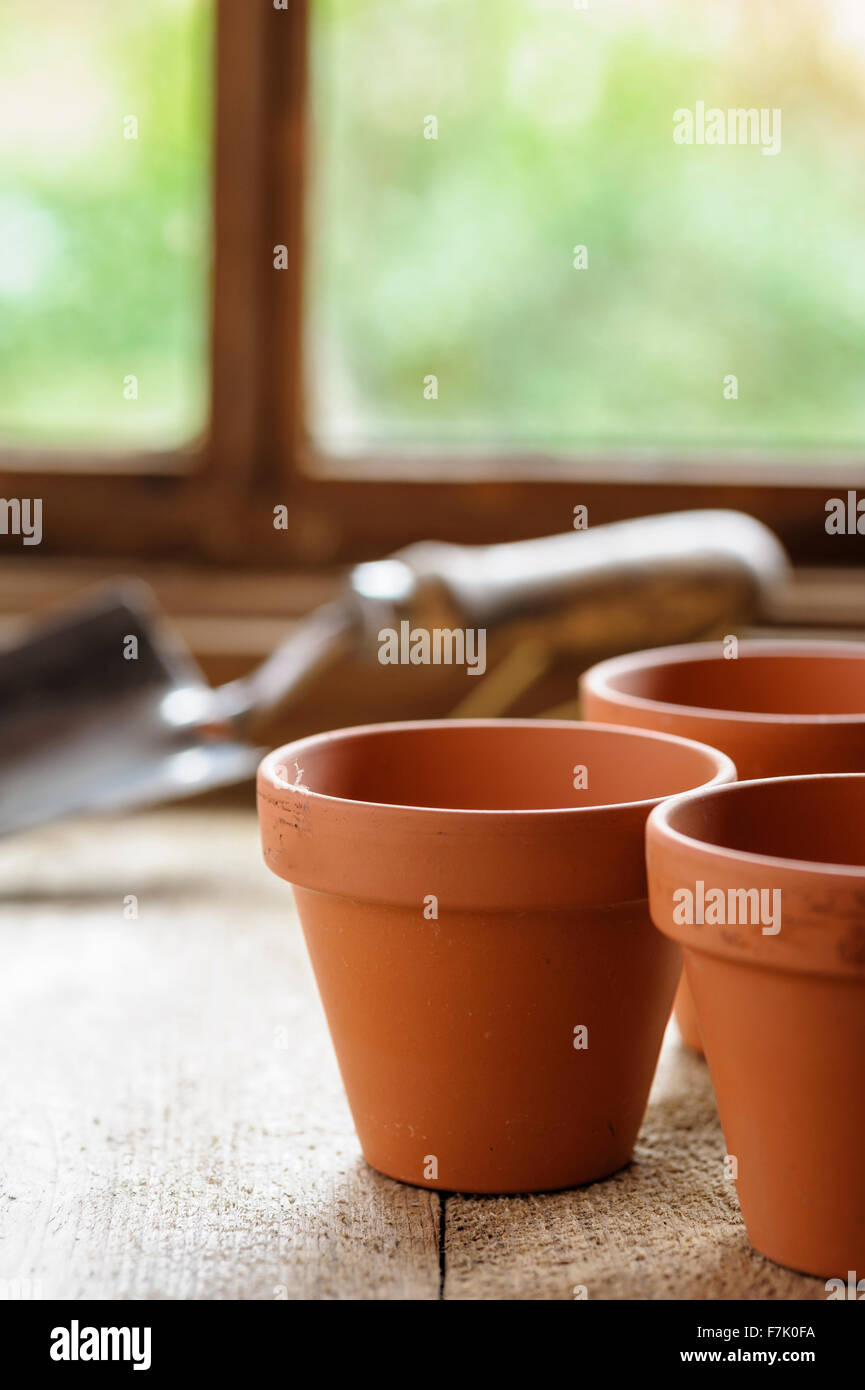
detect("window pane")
[0,0,211,451]
[308,0,865,459]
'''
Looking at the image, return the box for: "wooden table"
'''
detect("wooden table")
[0,808,826,1301]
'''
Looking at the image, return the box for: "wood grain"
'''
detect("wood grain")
[0,809,440,1301]
[0,807,827,1301]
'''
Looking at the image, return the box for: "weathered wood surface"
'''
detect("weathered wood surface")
[443,1041,824,1301]
[0,809,439,1301]
[0,808,825,1301]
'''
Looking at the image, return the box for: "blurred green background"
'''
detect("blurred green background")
[309,0,865,456]
[0,0,210,449]
[3,0,865,458]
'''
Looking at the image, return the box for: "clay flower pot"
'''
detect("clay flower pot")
[647,773,865,1278]
[258,719,733,1193]
[581,638,865,1051]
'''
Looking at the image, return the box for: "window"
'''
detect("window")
[308,0,865,460]
[0,0,211,453]
[0,0,861,571]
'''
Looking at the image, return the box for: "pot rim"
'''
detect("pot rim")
[648,771,865,881]
[257,717,735,820]
[580,638,865,727]
[259,720,736,909]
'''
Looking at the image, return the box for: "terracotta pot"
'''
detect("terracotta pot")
[646,773,865,1277]
[581,638,865,1051]
[258,719,733,1193]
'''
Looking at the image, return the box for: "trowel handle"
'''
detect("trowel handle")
[389,510,789,626]
[219,509,789,728]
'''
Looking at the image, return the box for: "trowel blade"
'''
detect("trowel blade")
[0,581,260,835]
[0,693,262,836]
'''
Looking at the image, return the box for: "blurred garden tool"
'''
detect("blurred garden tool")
[0,510,787,834]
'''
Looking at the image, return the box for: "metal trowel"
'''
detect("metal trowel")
[0,510,788,834]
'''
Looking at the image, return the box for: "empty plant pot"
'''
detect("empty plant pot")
[581,638,865,1052]
[646,773,865,1278]
[258,719,733,1193]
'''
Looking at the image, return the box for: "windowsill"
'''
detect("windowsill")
[0,556,861,643]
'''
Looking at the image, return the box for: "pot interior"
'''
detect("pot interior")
[664,774,865,868]
[605,649,865,717]
[287,722,722,812]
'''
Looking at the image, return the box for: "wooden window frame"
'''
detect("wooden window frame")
[2,0,863,571]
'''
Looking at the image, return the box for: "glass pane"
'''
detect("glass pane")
[308,0,865,459]
[0,0,211,451]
